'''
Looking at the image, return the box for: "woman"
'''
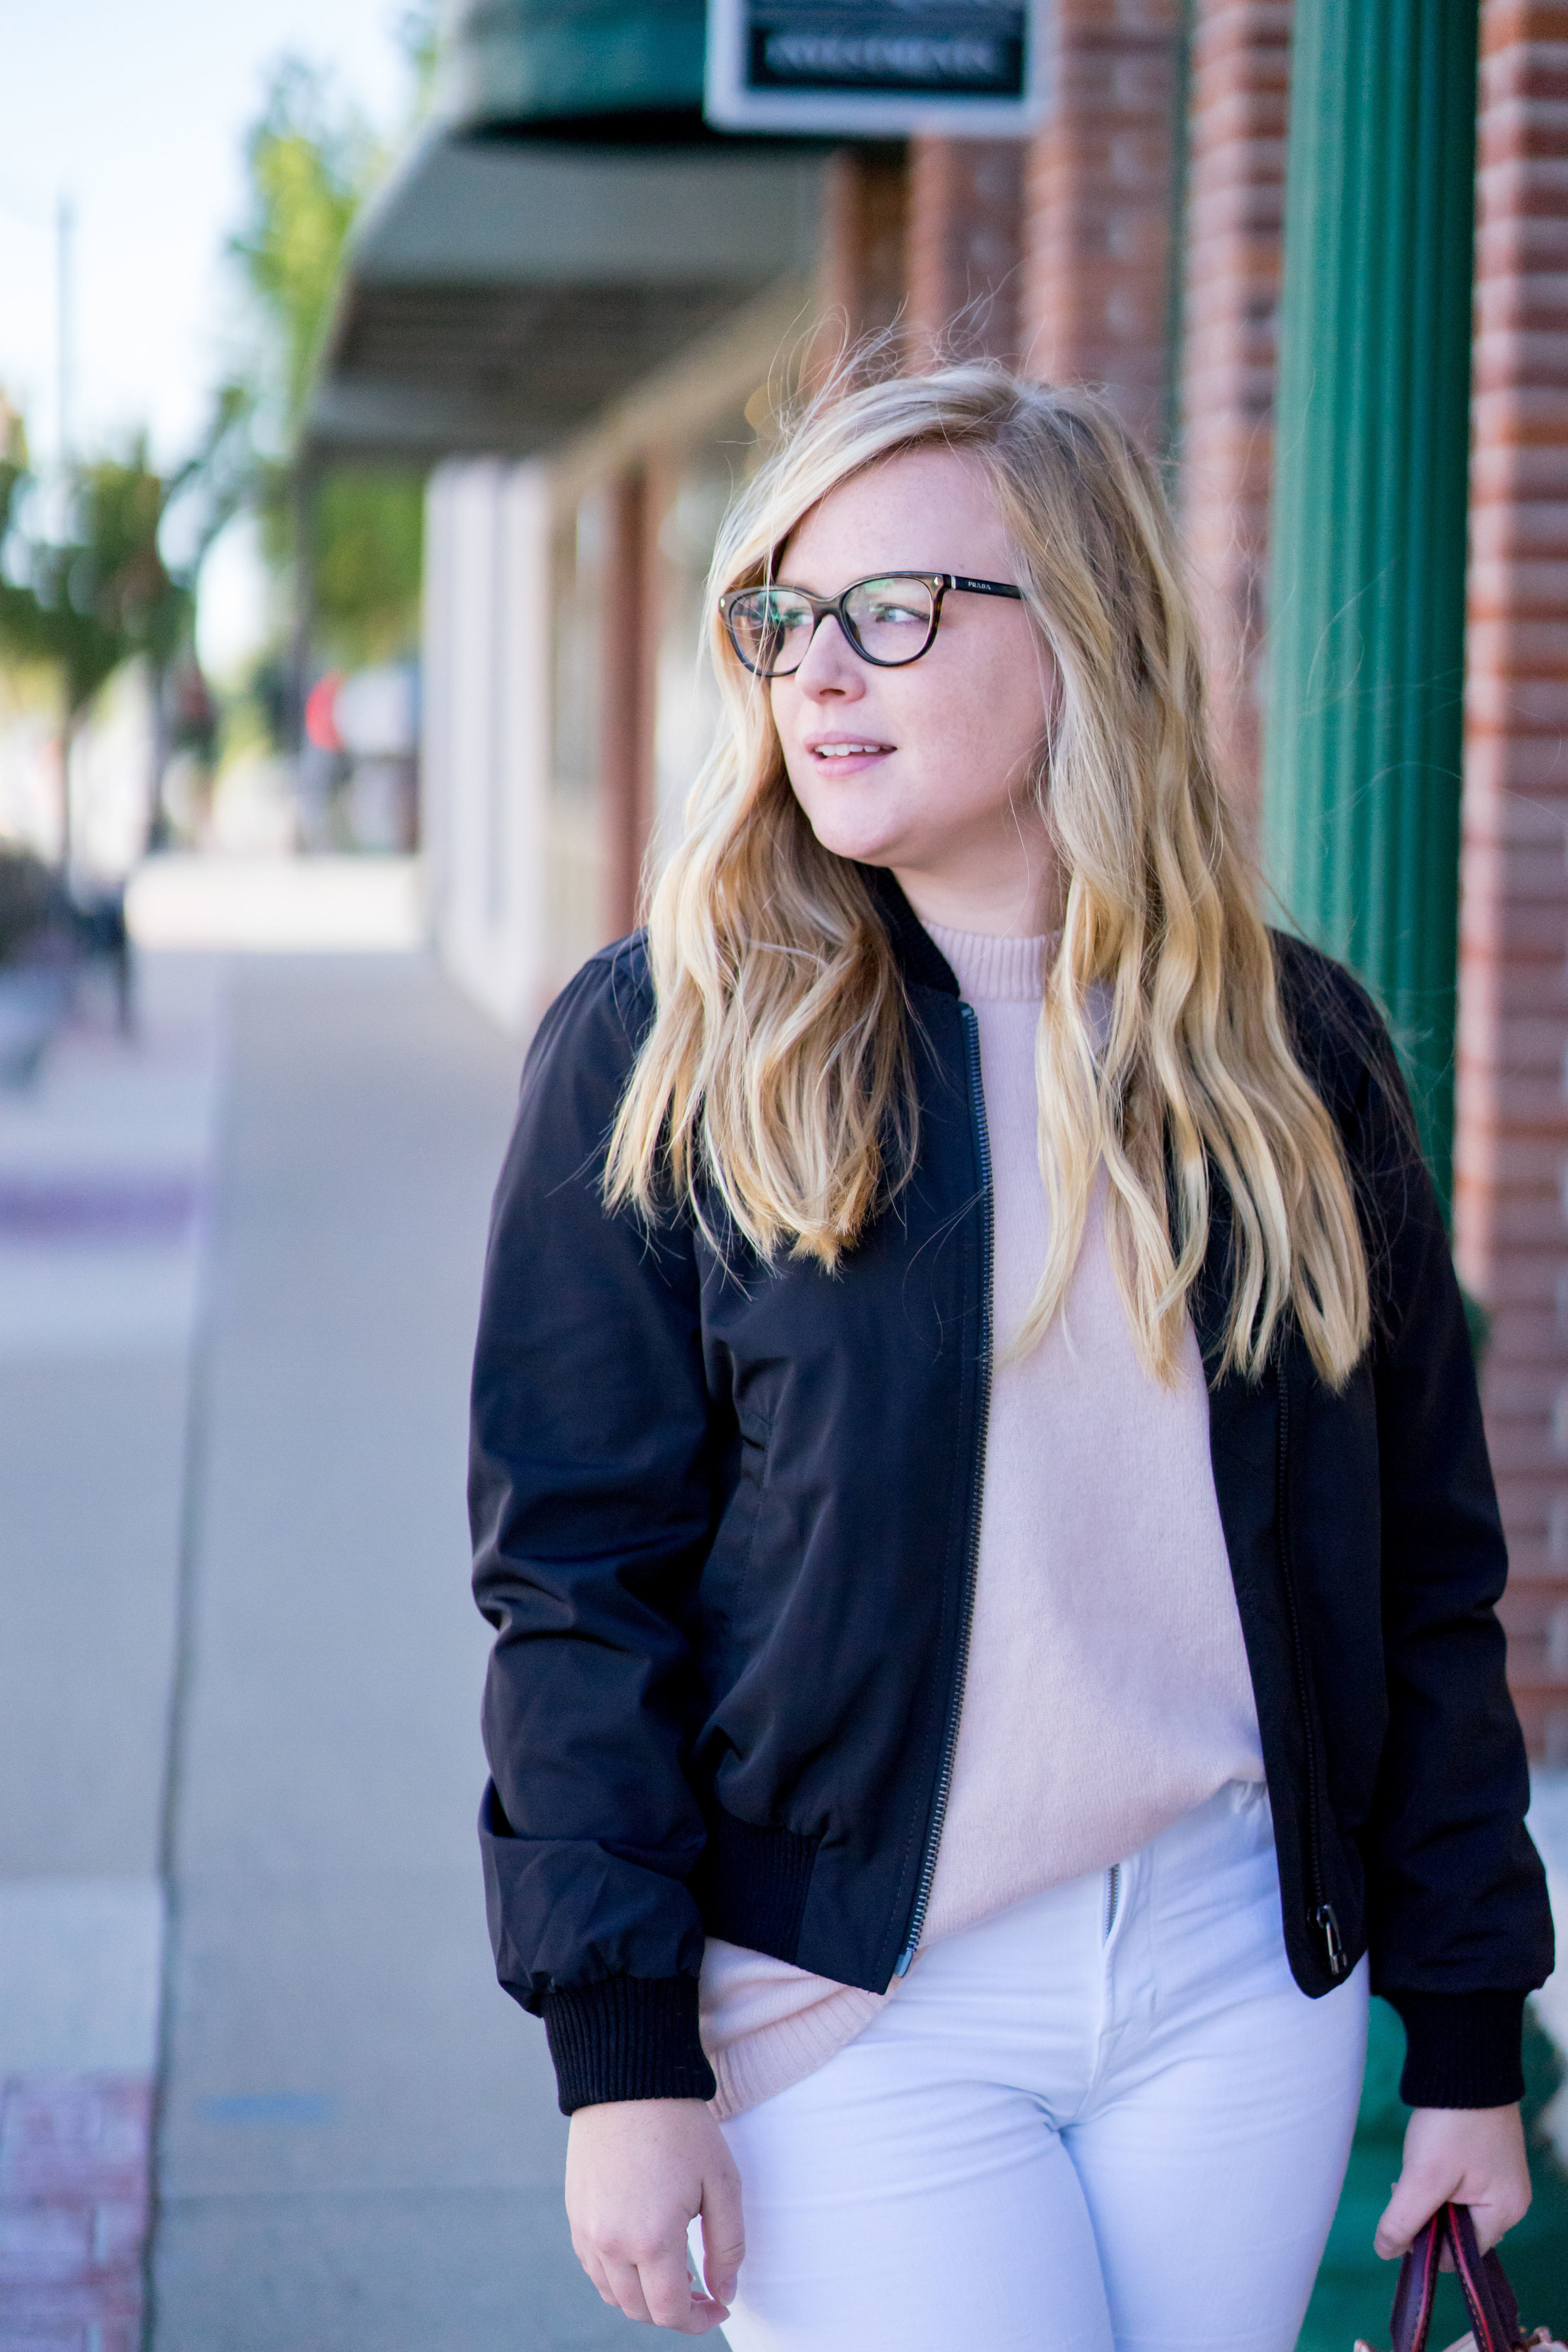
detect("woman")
[470,366,1553,2351]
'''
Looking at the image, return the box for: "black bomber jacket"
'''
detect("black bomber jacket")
[469,869,1554,2115]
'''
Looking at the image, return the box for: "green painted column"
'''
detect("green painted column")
[1261,0,1480,1206]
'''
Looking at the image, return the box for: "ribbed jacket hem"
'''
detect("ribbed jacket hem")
[1385,1988,1528,2108]
[544,1975,718,2114]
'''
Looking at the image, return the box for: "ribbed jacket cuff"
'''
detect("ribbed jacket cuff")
[543,1975,718,2115]
[1385,1988,1528,2109]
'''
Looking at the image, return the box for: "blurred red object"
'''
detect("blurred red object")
[304,672,345,751]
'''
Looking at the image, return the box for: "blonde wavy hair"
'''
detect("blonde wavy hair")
[605,363,1369,1389]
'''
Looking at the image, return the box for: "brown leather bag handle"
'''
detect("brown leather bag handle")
[1390,2203,1522,2352]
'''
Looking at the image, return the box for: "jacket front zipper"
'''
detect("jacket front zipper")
[1274,1358,1348,1979]
[894,1003,994,1977]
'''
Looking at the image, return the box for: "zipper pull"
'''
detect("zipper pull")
[1313,1903,1348,1978]
[893,1942,916,1979]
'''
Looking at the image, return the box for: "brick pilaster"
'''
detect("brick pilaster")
[0,2075,151,2351]
[1179,1,1293,837]
[599,467,656,940]
[818,146,911,362]
[907,137,1026,365]
[1020,0,1185,453]
[1456,0,1568,1758]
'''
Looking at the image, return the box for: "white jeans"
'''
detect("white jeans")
[704,1783,1369,2352]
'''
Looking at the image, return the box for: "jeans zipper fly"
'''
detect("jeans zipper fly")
[894,1004,994,1977]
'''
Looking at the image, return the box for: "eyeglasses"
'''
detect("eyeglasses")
[719,571,1024,680]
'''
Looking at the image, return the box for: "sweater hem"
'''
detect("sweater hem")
[706,1984,886,2121]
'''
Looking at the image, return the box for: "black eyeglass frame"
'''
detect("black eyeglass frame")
[719,571,1024,679]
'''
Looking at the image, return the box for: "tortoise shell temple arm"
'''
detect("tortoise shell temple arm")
[948,576,1024,599]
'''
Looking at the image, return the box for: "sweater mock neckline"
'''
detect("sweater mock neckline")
[922,921,1057,1004]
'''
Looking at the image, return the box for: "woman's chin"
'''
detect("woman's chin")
[803,811,917,871]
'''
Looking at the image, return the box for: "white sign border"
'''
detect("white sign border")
[704,0,1052,138]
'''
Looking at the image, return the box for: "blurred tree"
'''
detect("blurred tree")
[311,472,425,670]
[0,405,45,669]
[0,400,243,861]
[400,0,441,113]
[226,55,425,703]
[230,57,378,445]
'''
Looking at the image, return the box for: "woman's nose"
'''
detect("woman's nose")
[795,615,864,699]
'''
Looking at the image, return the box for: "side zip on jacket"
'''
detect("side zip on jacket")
[1274,1355,1347,1981]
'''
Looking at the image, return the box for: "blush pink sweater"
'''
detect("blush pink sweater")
[698,924,1264,2121]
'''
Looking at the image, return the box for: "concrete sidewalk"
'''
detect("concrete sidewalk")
[0,951,225,2352]
[0,935,650,2351]
[147,950,646,2350]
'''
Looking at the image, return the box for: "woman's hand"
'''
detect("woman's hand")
[566,2097,744,2333]
[1374,2104,1532,2260]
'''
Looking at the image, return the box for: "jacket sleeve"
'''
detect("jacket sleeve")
[1315,958,1554,2107]
[469,940,719,2112]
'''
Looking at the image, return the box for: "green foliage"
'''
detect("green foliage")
[397,0,441,116]
[167,379,259,571]
[0,438,193,720]
[229,57,381,443]
[222,53,425,689]
[1463,1285,1493,1363]
[310,471,424,667]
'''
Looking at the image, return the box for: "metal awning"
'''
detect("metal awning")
[305,132,824,463]
[436,0,707,130]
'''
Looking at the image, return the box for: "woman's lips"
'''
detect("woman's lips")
[806,736,894,775]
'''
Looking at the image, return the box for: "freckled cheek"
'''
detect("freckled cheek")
[776,733,825,810]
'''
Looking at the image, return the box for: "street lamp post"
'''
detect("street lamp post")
[1261,0,1480,1210]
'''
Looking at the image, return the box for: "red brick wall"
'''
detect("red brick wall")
[599,468,657,939]
[906,137,1026,365]
[817,147,911,364]
[0,2075,151,2351]
[1456,0,1568,1759]
[1179,1,1293,838]
[1020,0,1185,453]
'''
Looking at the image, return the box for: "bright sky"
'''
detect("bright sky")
[0,0,418,677]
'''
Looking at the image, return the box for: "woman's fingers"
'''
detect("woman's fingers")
[564,2096,743,2332]
[599,2250,729,2334]
[596,2255,654,2324]
[1464,2174,1534,2255]
[699,2147,746,2306]
[601,2250,668,2328]
[1374,2104,1532,2261]
[1374,2159,1454,2262]
[577,2246,619,2309]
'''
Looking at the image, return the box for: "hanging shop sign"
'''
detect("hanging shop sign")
[704,0,1050,137]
